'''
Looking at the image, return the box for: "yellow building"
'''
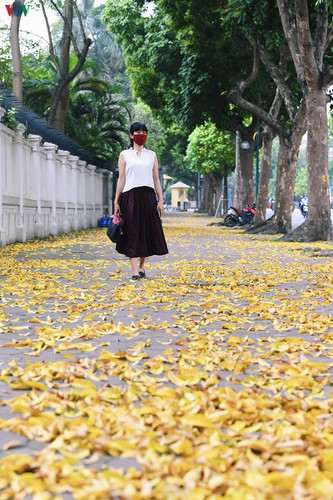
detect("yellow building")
[170,181,190,210]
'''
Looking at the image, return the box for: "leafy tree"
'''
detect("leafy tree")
[103,0,265,208]
[36,0,93,131]
[0,27,15,86]
[224,0,306,233]
[222,0,333,241]
[23,55,130,161]
[65,83,130,162]
[277,0,333,241]
[185,122,234,215]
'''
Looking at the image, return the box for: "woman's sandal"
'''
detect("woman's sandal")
[131,275,140,281]
[138,271,146,279]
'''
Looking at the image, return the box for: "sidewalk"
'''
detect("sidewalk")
[0,212,333,499]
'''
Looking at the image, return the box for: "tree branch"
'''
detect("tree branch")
[314,1,328,68]
[227,42,286,137]
[269,89,283,119]
[228,91,285,137]
[66,37,93,83]
[326,27,333,50]
[276,0,305,87]
[237,40,260,93]
[49,0,80,55]
[295,0,319,88]
[73,0,89,46]
[258,43,296,120]
[323,66,333,88]
[227,41,259,109]
[40,0,60,74]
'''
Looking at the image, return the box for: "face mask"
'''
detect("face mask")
[132,134,147,146]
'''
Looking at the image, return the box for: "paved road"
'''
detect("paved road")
[265,207,333,230]
[0,213,332,497]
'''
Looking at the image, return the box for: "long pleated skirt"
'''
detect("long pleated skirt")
[116,186,169,258]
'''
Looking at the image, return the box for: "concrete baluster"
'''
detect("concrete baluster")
[57,150,70,233]
[43,142,58,235]
[78,160,87,229]
[15,123,27,242]
[28,134,43,237]
[68,155,79,231]
[86,164,97,226]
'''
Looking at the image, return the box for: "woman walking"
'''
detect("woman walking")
[114,122,168,280]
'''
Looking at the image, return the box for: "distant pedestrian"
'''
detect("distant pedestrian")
[114,122,168,281]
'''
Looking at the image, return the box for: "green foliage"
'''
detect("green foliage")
[103,0,257,132]
[185,121,235,175]
[0,27,12,87]
[66,87,129,162]
[0,102,19,131]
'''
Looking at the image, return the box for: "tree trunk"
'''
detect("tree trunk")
[237,146,254,208]
[276,0,333,241]
[48,0,73,131]
[41,0,92,132]
[273,136,296,233]
[306,91,332,239]
[212,172,223,217]
[10,0,24,100]
[253,100,307,235]
[234,131,255,210]
[251,127,274,227]
[201,173,222,215]
[283,91,332,241]
[222,164,229,214]
[200,175,211,213]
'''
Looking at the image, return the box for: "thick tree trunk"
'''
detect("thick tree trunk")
[255,133,303,234]
[222,165,229,215]
[238,146,254,208]
[276,0,332,241]
[283,91,332,241]
[306,91,331,238]
[53,87,70,133]
[234,134,255,210]
[272,136,296,233]
[201,175,212,213]
[253,101,306,235]
[10,0,24,100]
[208,172,222,216]
[251,128,274,227]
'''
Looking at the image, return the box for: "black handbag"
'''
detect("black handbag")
[106,215,124,243]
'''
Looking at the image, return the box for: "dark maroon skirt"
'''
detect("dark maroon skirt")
[116,186,168,258]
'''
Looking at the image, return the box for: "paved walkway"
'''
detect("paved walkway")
[0,212,332,499]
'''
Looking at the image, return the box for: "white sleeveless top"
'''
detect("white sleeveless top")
[122,148,156,193]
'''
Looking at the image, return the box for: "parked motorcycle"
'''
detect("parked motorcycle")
[224,204,256,227]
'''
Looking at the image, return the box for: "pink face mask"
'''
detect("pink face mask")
[132,134,147,146]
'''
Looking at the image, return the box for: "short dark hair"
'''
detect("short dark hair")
[129,122,148,147]
[130,122,148,134]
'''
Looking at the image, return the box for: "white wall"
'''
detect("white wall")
[0,108,114,247]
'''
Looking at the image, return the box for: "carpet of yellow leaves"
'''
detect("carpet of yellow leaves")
[0,213,332,499]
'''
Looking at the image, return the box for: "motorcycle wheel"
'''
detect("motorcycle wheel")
[224,214,238,227]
